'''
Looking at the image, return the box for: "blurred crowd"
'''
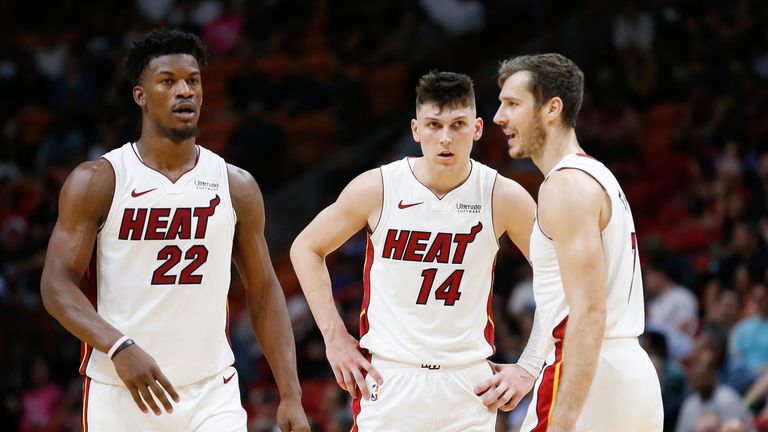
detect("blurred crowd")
[1,0,768,431]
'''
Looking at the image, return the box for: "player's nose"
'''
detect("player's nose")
[175,80,193,98]
[493,106,505,125]
[438,127,452,145]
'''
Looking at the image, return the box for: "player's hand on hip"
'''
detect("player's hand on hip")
[324,330,383,400]
[112,343,180,415]
[475,362,535,411]
[275,394,310,432]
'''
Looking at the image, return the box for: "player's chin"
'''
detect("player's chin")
[166,125,200,141]
[507,147,527,159]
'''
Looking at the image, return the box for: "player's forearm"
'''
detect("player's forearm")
[247,286,302,399]
[550,307,605,428]
[40,274,123,352]
[290,247,346,340]
[517,309,546,377]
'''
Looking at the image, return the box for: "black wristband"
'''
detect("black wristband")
[110,338,135,359]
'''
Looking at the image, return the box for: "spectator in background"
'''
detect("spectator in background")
[731,283,768,376]
[646,261,699,336]
[18,356,62,432]
[645,260,698,361]
[705,284,744,334]
[675,349,754,432]
[694,323,756,395]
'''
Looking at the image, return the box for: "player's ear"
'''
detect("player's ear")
[473,117,483,141]
[133,86,146,108]
[544,97,563,124]
[411,118,420,142]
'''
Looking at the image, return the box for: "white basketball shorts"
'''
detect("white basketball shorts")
[81,365,247,431]
[520,337,663,432]
[352,356,496,431]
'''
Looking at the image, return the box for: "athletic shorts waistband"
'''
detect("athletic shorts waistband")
[370,355,488,371]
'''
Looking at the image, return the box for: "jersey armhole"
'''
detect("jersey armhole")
[368,167,385,235]
[97,157,118,234]
[222,159,237,227]
[490,173,501,249]
[554,167,612,231]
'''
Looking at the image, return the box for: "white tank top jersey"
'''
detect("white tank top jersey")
[80,142,237,386]
[530,153,645,353]
[362,157,499,366]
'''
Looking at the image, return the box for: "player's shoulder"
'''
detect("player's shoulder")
[539,169,604,228]
[348,167,383,190]
[226,163,256,188]
[65,158,115,192]
[57,159,115,219]
[335,168,383,212]
[492,173,533,205]
[541,168,603,201]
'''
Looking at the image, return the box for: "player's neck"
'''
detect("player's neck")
[413,157,471,198]
[532,127,582,175]
[135,132,198,177]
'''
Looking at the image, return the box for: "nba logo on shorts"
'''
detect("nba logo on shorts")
[370,383,378,401]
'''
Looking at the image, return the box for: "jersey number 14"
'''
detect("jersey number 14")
[416,268,464,306]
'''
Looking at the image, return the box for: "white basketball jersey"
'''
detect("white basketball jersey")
[81,142,236,386]
[530,153,645,352]
[362,157,499,366]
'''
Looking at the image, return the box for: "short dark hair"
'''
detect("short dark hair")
[497,53,584,129]
[123,28,209,85]
[415,70,475,112]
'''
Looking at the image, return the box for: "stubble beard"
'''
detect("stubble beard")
[509,114,546,159]
[162,124,200,142]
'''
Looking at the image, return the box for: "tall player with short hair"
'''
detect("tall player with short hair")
[290,71,537,431]
[485,53,664,431]
[40,28,309,432]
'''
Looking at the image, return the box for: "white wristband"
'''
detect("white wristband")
[107,335,130,358]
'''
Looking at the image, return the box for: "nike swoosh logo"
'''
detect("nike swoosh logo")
[131,188,157,198]
[223,372,236,384]
[398,200,424,209]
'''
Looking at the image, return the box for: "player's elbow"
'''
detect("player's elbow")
[573,302,607,331]
[289,231,323,266]
[289,235,306,266]
[39,268,60,317]
[289,235,312,270]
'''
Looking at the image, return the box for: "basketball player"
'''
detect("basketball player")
[290,71,537,431]
[40,28,309,432]
[483,53,664,431]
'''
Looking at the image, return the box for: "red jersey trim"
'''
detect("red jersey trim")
[96,157,116,233]
[483,257,497,353]
[130,142,201,184]
[79,248,98,376]
[360,234,374,338]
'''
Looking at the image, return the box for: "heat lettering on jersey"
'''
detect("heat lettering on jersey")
[118,195,220,240]
[381,221,483,264]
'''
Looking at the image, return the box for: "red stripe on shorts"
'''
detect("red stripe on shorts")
[350,351,373,432]
[532,316,568,432]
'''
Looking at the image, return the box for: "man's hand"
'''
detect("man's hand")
[475,362,536,411]
[276,395,310,432]
[325,330,383,399]
[112,344,179,415]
